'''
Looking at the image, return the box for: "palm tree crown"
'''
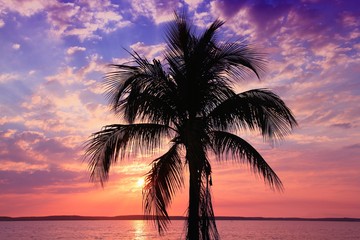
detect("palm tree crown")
[85,13,297,240]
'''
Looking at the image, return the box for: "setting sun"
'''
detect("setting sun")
[136,178,145,188]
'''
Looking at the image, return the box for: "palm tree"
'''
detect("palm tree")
[85,13,297,240]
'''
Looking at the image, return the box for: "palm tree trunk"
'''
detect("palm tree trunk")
[184,117,208,240]
[186,132,203,240]
[188,156,201,240]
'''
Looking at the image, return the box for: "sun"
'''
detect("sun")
[136,178,145,188]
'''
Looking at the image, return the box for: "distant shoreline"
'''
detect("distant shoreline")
[1,215,359,222]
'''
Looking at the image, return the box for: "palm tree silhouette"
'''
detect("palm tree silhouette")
[85,13,297,240]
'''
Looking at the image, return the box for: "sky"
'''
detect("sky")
[0,0,359,218]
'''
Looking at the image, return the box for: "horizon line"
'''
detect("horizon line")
[1,215,359,222]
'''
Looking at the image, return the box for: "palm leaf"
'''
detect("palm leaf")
[210,131,283,191]
[127,90,178,125]
[207,89,297,142]
[214,41,267,79]
[143,143,183,234]
[85,124,172,184]
[165,12,194,61]
[104,52,175,123]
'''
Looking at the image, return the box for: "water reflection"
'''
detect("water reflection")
[0,220,358,239]
[133,220,146,240]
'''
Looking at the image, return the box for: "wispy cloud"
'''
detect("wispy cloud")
[0,0,130,42]
[12,43,20,50]
[0,161,49,173]
[0,0,51,17]
[0,73,18,83]
[129,42,166,60]
[66,46,86,55]
[128,0,178,24]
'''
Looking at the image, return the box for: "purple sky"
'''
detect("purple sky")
[0,0,359,218]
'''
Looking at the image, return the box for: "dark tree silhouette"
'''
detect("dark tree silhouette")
[85,13,297,240]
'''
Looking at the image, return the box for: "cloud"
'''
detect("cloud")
[208,1,360,140]
[211,0,248,19]
[0,130,74,174]
[0,0,130,42]
[0,19,4,27]
[0,161,49,173]
[344,144,360,149]
[0,127,92,195]
[330,123,353,129]
[0,0,52,17]
[210,3,256,40]
[0,167,90,194]
[15,53,115,139]
[129,42,167,60]
[66,46,86,55]
[0,126,148,196]
[0,73,18,83]
[129,0,179,24]
[46,0,131,41]
[45,57,104,87]
[184,0,203,11]
[12,43,20,50]
[112,162,150,176]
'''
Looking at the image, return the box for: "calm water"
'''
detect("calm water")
[0,220,359,239]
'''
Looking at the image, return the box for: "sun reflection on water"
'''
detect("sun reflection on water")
[133,220,146,240]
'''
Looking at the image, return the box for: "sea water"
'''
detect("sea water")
[0,220,359,239]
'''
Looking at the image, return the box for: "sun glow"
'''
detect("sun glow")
[136,178,145,188]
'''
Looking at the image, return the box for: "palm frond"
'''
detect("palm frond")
[104,53,176,123]
[127,90,178,125]
[197,19,224,49]
[143,143,184,234]
[214,41,267,79]
[165,15,228,119]
[104,64,141,114]
[165,16,267,119]
[210,131,283,191]
[84,123,172,185]
[207,89,297,142]
[165,12,194,61]
[197,82,232,119]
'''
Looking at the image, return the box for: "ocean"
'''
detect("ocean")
[0,220,359,239]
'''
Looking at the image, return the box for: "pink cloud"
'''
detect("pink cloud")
[0,0,130,42]
[184,0,203,11]
[129,42,167,60]
[0,161,49,173]
[66,46,86,55]
[0,73,18,83]
[0,0,53,17]
[129,0,179,24]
